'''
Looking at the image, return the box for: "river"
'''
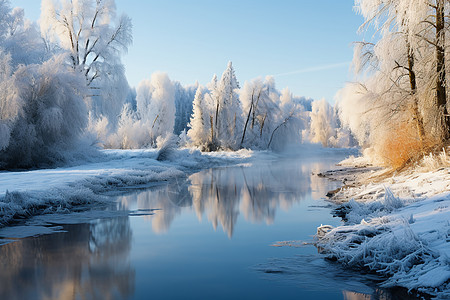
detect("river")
[0,149,422,299]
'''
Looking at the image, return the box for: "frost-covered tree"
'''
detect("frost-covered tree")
[239,76,278,148]
[309,99,336,147]
[207,74,218,91]
[0,50,17,151]
[136,72,176,146]
[187,86,211,147]
[186,64,310,151]
[353,0,429,142]
[239,77,307,150]
[40,0,132,126]
[336,0,450,167]
[174,82,196,135]
[0,1,47,67]
[0,1,94,169]
[267,87,306,150]
[0,54,88,169]
[214,61,243,149]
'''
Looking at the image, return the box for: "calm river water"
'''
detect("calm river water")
[0,150,422,299]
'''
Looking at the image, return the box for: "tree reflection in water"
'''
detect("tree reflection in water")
[0,217,134,300]
[117,158,336,238]
[342,288,423,300]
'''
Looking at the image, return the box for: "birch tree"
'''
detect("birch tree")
[40,0,132,124]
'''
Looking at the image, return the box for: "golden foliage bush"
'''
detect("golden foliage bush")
[379,122,439,170]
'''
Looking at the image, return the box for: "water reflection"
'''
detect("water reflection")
[117,158,339,237]
[0,217,134,300]
[342,289,424,300]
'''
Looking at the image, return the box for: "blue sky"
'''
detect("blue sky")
[12,0,364,103]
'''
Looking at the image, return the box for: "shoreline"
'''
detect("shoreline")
[317,163,450,298]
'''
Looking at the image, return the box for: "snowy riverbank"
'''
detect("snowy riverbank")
[317,159,450,298]
[0,148,254,226]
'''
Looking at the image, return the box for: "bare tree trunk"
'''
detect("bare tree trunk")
[240,92,254,148]
[210,115,214,143]
[215,95,220,134]
[268,114,293,149]
[260,113,267,138]
[436,0,450,140]
[151,114,159,129]
[232,113,236,138]
[407,43,426,144]
[150,114,159,146]
[251,91,262,130]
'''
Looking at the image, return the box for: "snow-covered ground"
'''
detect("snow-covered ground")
[0,148,254,226]
[317,159,450,298]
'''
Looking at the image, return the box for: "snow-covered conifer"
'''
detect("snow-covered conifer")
[187,86,210,147]
[174,82,196,135]
[215,61,243,149]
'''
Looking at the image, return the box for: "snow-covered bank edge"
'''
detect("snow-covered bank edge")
[316,165,450,298]
[0,148,256,226]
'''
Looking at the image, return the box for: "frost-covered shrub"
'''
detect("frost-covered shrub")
[0,55,88,169]
[419,149,450,171]
[114,104,149,149]
[317,219,434,275]
[333,188,404,224]
[156,133,179,161]
[317,210,448,297]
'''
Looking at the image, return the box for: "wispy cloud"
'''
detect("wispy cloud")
[273,61,351,77]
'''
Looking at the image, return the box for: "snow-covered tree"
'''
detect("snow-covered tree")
[214,61,243,149]
[174,82,196,135]
[207,74,218,91]
[0,54,88,168]
[0,50,17,151]
[40,0,133,126]
[185,64,310,151]
[309,99,336,147]
[267,87,306,150]
[187,86,210,147]
[0,1,47,67]
[336,0,450,167]
[239,76,278,148]
[136,72,176,146]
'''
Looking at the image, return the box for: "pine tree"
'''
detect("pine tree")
[187,86,209,147]
[215,61,242,149]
